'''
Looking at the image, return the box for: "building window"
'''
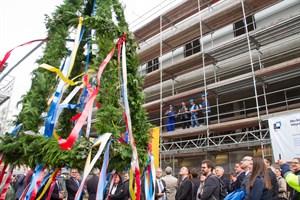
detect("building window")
[146,57,159,73]
[184,39,201,58]
[234,15,256,37]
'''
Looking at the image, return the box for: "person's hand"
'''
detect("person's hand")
[157,192,163,197]
[59,192,64,199]
[278,159,285,166]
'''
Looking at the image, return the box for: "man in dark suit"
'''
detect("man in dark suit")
[51,170,66,200]
[86,168,100,200]
[234,162,245,191]
[198,160,220,200]
[215,166,230,194]
[175,166,193,200]
[123,172,130,200]
[66,168,84,200]
[155,168,167,200]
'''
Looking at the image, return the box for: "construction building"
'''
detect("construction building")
[0,74,15,133]
[133,0,300,172]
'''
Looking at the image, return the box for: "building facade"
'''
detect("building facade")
[133,0,300,173]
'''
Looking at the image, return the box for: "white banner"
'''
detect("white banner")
[268,110,300,162]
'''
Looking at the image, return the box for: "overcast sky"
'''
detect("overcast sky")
[0,0,181,130]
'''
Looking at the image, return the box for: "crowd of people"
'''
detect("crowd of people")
[164,93,211,132]
[3,157,299,200]
[154,157,300,200]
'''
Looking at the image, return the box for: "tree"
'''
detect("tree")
[0,0,151,173]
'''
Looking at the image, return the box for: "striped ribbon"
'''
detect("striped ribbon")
[44,169,60,200]
[34,169,57,200]
[96,139,113,200]
[144,155,155,200]
[44,17,84,138]
[0,165,14,200]
[59,34,126,150]
[24,163,45,200]
[0,165,7,184]
[74,133,112,200]
[120,36,141,200]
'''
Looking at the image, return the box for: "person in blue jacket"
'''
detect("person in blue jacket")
[248,157,271,200]
[165,104,176,132]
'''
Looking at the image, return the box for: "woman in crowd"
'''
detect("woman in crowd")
[275,167,287,200]
[106,173,126,200]
[248,157,271,200]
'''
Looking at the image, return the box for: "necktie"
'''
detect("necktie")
[158,180,165,200]
[74,178,79,186]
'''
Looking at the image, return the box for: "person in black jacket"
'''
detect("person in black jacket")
[190,168,200,200]
[215,166,230,195]
[106,173,126,200]
[123,172,130,200]
[86,168,100,200]
[198,160,220,200]
[66,168,84,200]
[264,158,279,200]
[155,167,167,200]
[175,166,193,200]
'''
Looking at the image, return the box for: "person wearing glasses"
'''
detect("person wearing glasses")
[66,168,84,200]
[240,156,253,199]
[278,158,300,200]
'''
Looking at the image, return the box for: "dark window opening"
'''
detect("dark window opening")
[146,57,159,73]
[184,39,201,58]
[234,15,255,37]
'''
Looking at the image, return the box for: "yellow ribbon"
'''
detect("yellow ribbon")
[68,17,83,78]
[129,168,136,200]
[40,64,79,86]
[35,169,59,200]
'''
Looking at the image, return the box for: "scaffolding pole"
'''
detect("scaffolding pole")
[241,0,265,158]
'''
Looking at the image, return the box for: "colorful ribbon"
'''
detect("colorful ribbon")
[0,38,50,69]
[96,139,113,200]
[44,17,84,138]
[0,165,14,200]
[59,34,126,150]
[120,36,141,200]
[74,133,112,200]
[24,163,44,200]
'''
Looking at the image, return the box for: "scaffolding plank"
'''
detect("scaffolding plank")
[136,0,280,62]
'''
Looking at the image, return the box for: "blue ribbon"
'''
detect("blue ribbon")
[25,163,44,200]
[10,123,23,137]
[37,170,53,190]
[44,28,85,138]
[96,139,113,199]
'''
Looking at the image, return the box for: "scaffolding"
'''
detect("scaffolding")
[0,75,15,133]
[134,0,300,169]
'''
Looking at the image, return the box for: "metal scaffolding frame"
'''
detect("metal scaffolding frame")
[134,0,300,164]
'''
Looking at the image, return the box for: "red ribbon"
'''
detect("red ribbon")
[29,166,47,200]
[45,170,60,200]
[0,166,14,200]
[0,38,50,68]
[59,34,126,150]
[0,164,7,183]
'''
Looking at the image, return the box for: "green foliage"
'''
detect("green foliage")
[0,133,92,170]
[4,0,151,172]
